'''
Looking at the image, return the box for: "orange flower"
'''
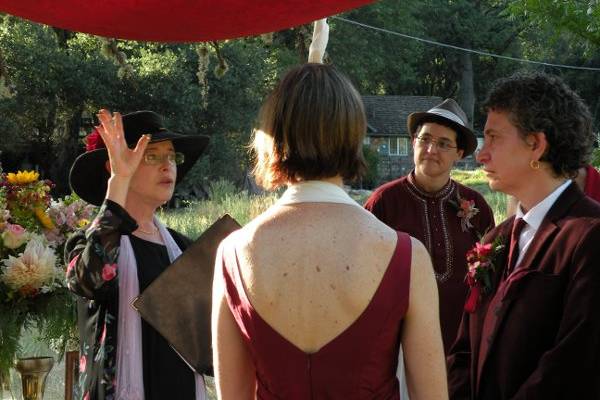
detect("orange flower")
[34,207,55,230]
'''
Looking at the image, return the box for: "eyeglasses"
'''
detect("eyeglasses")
[143,152,185,166]
[416,135,458,152]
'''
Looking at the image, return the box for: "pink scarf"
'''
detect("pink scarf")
[115,218,206,400]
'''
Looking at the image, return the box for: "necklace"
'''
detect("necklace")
[137,224,158,235]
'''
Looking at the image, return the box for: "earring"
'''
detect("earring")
[530,160,540,170]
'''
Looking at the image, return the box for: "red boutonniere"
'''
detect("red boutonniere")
[451,193,479,232]
[464,236,505,313]
[85,128,106,152]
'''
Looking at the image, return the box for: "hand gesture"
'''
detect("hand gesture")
[96,109,151,179]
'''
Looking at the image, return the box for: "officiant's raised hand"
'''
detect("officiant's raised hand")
[96,109,151,205]
[96,109,151,180]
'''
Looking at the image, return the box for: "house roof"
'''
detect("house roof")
[362,95,443,136]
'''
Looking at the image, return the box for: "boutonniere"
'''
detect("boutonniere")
[464,235,505,313]
[450,192,479,232]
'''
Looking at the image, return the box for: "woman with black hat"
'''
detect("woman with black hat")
[65,109,209,400]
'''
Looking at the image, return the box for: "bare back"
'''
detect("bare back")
[232,202,398,354]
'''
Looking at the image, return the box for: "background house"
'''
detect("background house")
[362,95,480,185]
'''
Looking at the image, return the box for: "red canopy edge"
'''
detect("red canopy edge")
[0,0,375,42]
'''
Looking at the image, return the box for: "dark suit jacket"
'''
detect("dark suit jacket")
[447,183,600,399]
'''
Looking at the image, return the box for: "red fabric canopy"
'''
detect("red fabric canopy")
[0,0,374,42]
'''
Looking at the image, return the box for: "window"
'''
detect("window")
[388,137,408,156]
[377,142,388,154]
[363,136,371,145]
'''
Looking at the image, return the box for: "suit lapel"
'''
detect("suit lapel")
[469,222,512,394]
[474,183,583,394]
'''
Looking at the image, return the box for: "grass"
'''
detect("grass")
[451,169,507,223]
[158,179,280,239]
[161,171,508,240]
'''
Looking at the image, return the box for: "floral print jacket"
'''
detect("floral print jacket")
[64,200,189,400]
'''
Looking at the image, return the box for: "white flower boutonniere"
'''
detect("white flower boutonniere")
[451,193,479,232]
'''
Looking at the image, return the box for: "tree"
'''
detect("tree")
[506,1,600,131]
[508,1,600,51]
[0,17,122,193]
[326,0,425,95]
[414,0,523,124]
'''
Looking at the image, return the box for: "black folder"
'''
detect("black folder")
[132,214,241,374]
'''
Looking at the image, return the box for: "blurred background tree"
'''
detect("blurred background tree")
[0,0,598,196]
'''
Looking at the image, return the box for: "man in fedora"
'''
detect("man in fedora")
[365,99,494,353]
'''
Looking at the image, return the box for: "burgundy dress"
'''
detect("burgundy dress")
[220,232,412,399]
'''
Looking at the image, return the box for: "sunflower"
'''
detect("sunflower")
[6,170,39,185]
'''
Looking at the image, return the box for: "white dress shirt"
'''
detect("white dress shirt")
[514,180,572,268]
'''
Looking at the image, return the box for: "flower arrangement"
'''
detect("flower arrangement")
[0,169,96,377]
[464,236,505,313]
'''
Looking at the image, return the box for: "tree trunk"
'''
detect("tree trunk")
[50,108,83,196]
[31,102,58,179]
[457,51,475,126]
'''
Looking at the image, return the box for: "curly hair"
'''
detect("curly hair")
[483,72,593,177]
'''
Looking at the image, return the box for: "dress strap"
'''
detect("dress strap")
[390,232,412,317]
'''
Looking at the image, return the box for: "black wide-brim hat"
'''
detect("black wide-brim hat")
[69,110,209,206]
[407,98,477,158]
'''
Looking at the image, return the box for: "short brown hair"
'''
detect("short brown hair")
[252,64,367,190]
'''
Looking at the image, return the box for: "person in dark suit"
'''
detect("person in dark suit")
[447,72,600,399]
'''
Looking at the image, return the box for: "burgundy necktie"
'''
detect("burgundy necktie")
[506,218,527,276]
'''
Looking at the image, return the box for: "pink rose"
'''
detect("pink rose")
[85,128,106,152]
[101,264,117,281]
[1,223,28,249]
[475,242,493,257]
[83,392,90,400]
[79,355,87,373]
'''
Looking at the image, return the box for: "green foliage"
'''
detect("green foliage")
[0,303,27,374]
[208,178,239,202]
[0,289,76,378]
[0,2,598,195]
[329,0,424,94]
[361,145,380,189]
[503,2,600,133]
[592,148,600,168]
[508,0,600,51]
[27,290,78,359]
[451,169,488,187]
